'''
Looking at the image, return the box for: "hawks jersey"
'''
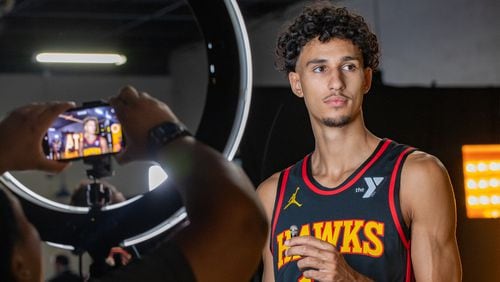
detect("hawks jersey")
[270,139,416,282]
[83,136,104,156]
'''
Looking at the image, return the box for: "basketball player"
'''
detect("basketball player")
[80,116,108,157]
[257,2,462,281]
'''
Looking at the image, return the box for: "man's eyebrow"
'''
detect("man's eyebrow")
[340,55,362,62]
[305,56,362,67]
[305,58,327,67]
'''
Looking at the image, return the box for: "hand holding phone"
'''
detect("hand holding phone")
[43,103,124,161]
[0,102,75,173]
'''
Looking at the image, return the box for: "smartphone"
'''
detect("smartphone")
[43,103,124,161]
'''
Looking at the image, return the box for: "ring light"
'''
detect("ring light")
[0,0,252,250]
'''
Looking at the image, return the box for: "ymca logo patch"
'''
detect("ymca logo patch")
[354,177,384,198]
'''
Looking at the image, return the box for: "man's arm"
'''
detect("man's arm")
[256,173,280,282]
[160,137,268,282]
[401,152,462,281]
[109,86,268,282]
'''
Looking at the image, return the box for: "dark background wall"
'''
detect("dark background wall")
[240,84,500,281]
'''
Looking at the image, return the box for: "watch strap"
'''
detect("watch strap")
[148,122,192,152]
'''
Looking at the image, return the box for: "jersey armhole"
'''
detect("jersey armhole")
[389,147,417,247]
[269,167,291,255]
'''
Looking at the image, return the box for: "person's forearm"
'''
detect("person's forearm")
[154,135,264,224]
[154,135,268,281]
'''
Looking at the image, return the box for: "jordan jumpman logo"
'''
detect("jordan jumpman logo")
[284,187,303,209]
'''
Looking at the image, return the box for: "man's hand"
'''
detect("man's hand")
[109,85,180,163]
[285,236,373,282]
[0,101,75,174]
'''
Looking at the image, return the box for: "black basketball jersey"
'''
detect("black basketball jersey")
[271,139,416,282]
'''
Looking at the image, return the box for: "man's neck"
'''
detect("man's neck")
[309,121,380,185]
[85,133,97,143]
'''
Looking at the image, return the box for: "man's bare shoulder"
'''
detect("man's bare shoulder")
[403,150,449,180]
[257,172,281,215]
[401,150,454,222]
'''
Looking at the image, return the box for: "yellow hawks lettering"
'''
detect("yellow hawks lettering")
[276,220,385,269]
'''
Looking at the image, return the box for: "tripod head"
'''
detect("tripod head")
[83,155,113,207]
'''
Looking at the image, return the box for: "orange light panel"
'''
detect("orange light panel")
[462,145,500,218]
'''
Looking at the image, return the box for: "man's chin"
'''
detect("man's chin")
[321,116,351,128]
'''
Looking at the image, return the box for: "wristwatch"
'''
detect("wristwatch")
[148,121,192,152]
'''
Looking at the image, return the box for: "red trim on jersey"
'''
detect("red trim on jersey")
[388,147,413,248]
[388,146,416,281]
[406,250,413,282]
[270,167,291,255]
[302,139,392,195]
[389,146,415,281]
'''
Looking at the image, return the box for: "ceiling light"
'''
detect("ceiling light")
[35,52,127,65]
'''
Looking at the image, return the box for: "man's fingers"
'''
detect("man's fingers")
[108,96,120,108]
[109,97,127,121]
[302,268,330,281]
[39,102,76,129]
[296,256,325,271]
[285,236,338,262]
[286,235,337,251]
[117,85,140,105]
[138,90,152,98]
[286,244,334,260]
[9,103,45,121]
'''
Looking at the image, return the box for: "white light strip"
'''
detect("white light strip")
[45,241,75,251]
[122,207,187,247]
[222,0,253,161]
[0,172,143,212]
[35,52,127,65]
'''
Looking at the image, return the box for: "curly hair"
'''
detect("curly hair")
[275,1,380,74]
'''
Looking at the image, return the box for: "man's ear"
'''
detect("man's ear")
[11,250,32,281]
[288,72,304,98]
[363,67,373,94]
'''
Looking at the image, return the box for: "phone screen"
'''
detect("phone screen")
[43,103,124,161]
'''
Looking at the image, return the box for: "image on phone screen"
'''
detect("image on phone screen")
[43,104,124,161]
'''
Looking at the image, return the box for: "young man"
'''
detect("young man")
[80,116,109,157]
[257,2,462,281]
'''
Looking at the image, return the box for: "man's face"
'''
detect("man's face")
[288,38,372,128]
[84,119,97,134]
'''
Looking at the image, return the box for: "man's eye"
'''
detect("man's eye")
[342,64,357,71]
[313,66,325,73]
